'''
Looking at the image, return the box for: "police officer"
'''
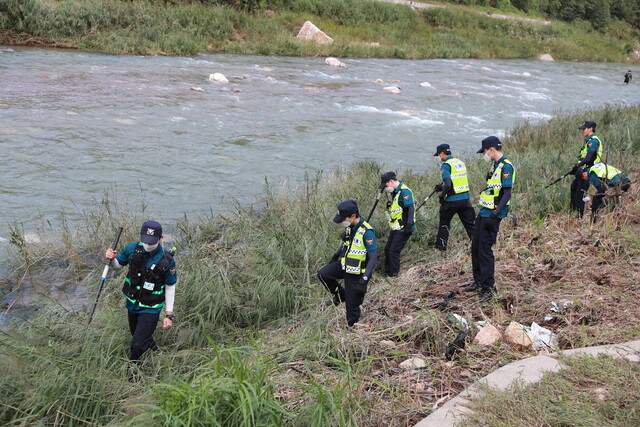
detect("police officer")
[468,136,515,301]
[570,121,603,217]
[380,171,415,277]
[586,163,631,214]
[105,220,177,361]
[433,144,475,251]
[317,200,377,327]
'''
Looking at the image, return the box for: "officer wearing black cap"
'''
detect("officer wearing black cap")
[570,121,604,217]
[105,220,177,361]
[317,200,378,326]
[433,144,475,251]
[468,137,515,301]
[586,163,631,216]
[380,171,415,276]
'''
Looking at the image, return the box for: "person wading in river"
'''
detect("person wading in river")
[104,221,177,362]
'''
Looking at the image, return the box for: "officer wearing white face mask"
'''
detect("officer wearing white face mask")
[469,136,515,302]
[317,200,378,327]
[105,220,177,362]
[380,171,415,277]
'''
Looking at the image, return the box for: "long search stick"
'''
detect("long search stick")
[86,226,123,327]
[366,189,384,222]
[544,170,573,189]
[416,188,438,211]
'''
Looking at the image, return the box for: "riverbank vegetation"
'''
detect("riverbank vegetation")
[2,104,640,425]
[1,0,639,61]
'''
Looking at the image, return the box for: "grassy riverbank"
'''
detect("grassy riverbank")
[2,104,640,425]
[1,0,639,61]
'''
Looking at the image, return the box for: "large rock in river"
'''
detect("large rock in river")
[296,21,334,45]
[537,54,554,62]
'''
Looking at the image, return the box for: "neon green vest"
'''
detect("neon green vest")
[444,157,470,196]
[579,135,603,164]
[386,183,415,230]
[340,221,373,275]
[479,159,515,210]
[590,163,621,181]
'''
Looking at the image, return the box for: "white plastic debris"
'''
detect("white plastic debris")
[446,313,469,330]
[526,322,558,351]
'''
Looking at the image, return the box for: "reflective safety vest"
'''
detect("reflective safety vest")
[579,134,603,165]
[386,183,415,231]
[122,243,173,309]
[479,159,515,210]
[444,157,470,196]
[340,221,373,275]
[590,163,621,182]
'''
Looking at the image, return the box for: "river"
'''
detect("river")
[1,47,639,240]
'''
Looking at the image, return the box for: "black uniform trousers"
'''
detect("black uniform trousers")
[317,261,367,326]
[384,230,411,277]
[435,199,476,251]
[128,311,160,361]
[570,175,590,217]
[471,215,501,291]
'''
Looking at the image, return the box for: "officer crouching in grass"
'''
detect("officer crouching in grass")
[317,200,377,327]
[468,137,515,301]
[585,163,631,218]
[105,220,176,362]
[433,144,475,251]
[380,171,415,277]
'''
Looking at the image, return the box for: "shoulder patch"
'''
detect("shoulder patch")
[366,238,374,245]
[170,268,176,274]
[403,194,409,200]
[503,172,510,179]
[588,143,593,147]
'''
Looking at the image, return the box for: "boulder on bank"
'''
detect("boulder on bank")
[504,321,533,350]
[209,73,229,83]
[296,21,334,45]
[537,54,554,62]
[325,57,347,68]
[473,323,501,346]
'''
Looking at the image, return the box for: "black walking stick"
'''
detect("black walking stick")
[86,226,123,327]
[366,189,384,222]
[416,188,438,212]
[544,170,573,189]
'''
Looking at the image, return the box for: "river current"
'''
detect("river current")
[1,47,639,240]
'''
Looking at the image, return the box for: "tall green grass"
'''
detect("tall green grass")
[1,0,639,60]
[2,104,640,424]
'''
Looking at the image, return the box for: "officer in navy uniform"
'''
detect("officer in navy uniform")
[380,171,415,277]
[570,121,603,217]
[468,137,515,301]
[433,144,475,251]
[317,200,378,327]
[585,163,631,215]
[105,220,177,361]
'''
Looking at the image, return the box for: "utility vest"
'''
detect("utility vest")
[579,135,603,165]
[340,221,373,275]
[122,243,173,309]
[444,157,470,196]
[590,163,621,182]
[386,183,415,231]
[479,159,515,210]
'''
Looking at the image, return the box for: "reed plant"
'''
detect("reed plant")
[2,104,640,424]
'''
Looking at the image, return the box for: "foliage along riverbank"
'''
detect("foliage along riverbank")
[2,104,640,425]
[1,0,640,61]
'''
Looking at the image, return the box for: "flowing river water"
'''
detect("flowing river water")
[1,47,639,244]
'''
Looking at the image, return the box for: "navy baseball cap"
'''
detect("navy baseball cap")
[578,120,596,130]
[140,220,162,244]
[477,136,502,153]
[433,144,451,156]
[333,200,359,223]
[379,171,397,189]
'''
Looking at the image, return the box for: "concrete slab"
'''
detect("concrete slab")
[414,340,640,427]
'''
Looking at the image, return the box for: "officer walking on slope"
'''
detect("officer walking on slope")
[104,220,177,362]
[380,171,415,277]
[467,137,515,301]
[433,144,475,251]
[317,200,378,327]
[570,120,604,217]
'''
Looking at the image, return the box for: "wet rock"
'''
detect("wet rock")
[208,73,229,83]
[324,57,346,68]
[522,72,532,77]
[383,86,401,94]
[419,82,432,88]
[473,323,501,346]
[190,87,205,92]
[504,321,533,350]
[537,54,554,62]
[375,78,384,83]
[297,21,334,45]
[399,357,427,370]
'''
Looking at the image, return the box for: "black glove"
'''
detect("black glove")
[357,276,369,297]
[439,195,445,205]
[484,212,498,231]
[569,165,578,175]
[358,276,369,286]
[434,184,443,192]
[330,253,340,263]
